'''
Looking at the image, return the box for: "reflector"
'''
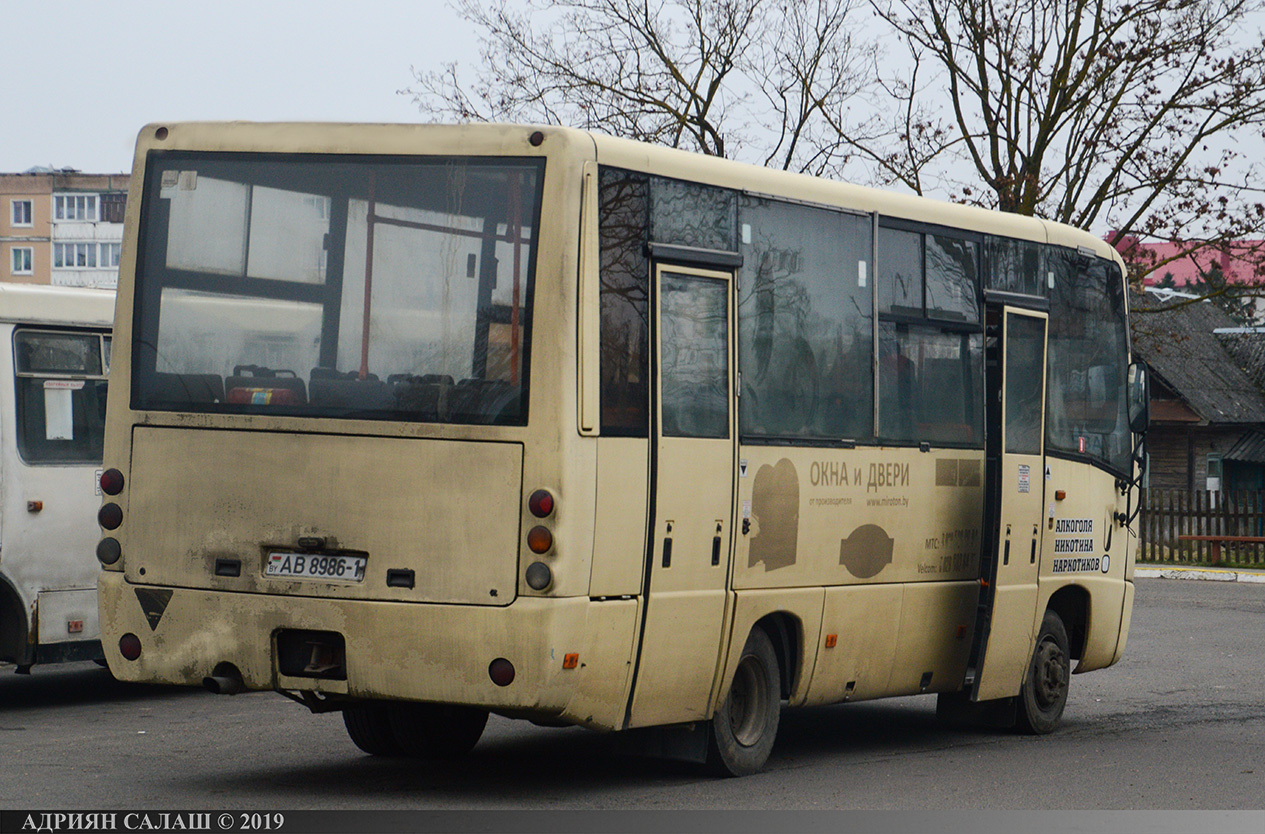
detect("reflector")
[488,657,515,686]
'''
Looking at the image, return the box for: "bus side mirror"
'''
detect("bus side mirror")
[1127,361,1150,434]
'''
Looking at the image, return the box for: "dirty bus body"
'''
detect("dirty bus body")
[1,284,114,670]
[98,122,1144,774]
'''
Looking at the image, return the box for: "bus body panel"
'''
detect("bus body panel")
[99,570,638,730]
[723,587,824,708]
[124,426,523,606]
[735,445,984,590]
[1040,455,1135,673]
[589,438,649,597]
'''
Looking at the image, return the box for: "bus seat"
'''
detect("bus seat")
[452,379,519,422]
[388,374,452,419]
[309,377,393,410]
[152,372,225,404]
[225,365,307,405]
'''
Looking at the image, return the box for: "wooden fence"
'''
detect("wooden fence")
[1139,488,1265,565]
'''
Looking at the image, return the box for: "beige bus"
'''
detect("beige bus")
[97,122,1148,775]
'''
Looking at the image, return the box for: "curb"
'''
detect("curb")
[1136,567,1265,584]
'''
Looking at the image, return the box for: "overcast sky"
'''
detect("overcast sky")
[1,1,474,173]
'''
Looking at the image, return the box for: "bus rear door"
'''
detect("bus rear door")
[627,264,736,728]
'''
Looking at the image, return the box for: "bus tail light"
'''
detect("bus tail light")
[527,525,553,554]
[528,489,554,518]
[100,468,125,495]
[525,561,552,590]
[119,633,142,661]
[97,537,121,566]
[98,503,123,530]
[489,658,515,687]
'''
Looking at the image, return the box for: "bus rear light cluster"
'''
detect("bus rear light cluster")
[100,468,125,495]
[98,503,123,531]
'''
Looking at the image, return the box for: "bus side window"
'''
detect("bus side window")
[598,168,651,437]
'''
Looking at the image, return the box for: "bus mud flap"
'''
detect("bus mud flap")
[613,721,711,764]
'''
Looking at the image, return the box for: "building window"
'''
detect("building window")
[53,242,97,268]
[11,199,33,226]
[54,194,98,221]
[99,192,126,223]
[11,247,33,274]
[99,242,121,267]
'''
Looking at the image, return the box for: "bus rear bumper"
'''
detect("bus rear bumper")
[98,572,637,730]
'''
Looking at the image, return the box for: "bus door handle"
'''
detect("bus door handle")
[662,537,673,568]
[1031,525,1038,564]
[741,518,750,536]
[712,521,722,566]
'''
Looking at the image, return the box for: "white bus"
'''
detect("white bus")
[98,123,1147,775]
[1,283,114,672]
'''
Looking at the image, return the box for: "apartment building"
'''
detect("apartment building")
[2,167,129,289]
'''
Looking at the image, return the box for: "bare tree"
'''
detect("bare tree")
[871,0,1265,296]
[402,0,885,175]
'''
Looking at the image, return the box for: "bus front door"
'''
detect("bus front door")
[971,307,1048,702]
[626,265,736,729]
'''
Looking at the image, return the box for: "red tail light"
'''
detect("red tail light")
[528,489,554,518]
[100,468,125,495]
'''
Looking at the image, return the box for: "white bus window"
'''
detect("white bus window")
[739,198,873,440]
[12,329,108,464]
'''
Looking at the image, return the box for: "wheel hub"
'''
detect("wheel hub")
[1033,638,1068,708]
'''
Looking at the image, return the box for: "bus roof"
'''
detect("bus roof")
[588,130,1123,266]
[0,284,116,328]
[130,120,1124,270]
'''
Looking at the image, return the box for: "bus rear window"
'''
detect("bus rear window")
[13,329,109,465]
[132,153,544,426]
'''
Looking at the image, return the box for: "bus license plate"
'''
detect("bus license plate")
[265,552,367,582]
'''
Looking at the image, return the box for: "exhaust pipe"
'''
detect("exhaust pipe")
[203,663,246,695]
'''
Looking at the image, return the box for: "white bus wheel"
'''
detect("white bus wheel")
[1018,610,1071,734]
[708,628,780,776]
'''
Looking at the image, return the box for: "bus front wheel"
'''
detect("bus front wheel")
[1017,610,1070,734]
[708,628,780,776]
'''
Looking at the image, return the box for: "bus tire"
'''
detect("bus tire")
[1017,609,1070,734]
[343,702,403,756]
[708,628,780,777]
[389,703,489,760]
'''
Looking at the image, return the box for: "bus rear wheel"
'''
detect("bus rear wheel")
[708,628,780,777]
[388,702,489,759]
[1017,610,1070,734]
[343,702,403,756]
